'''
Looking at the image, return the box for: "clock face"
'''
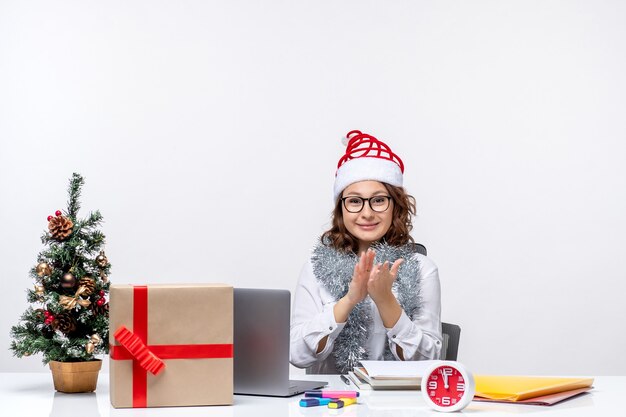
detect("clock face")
[422,362,475,412]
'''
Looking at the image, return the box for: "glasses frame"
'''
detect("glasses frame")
[340,195,393,213]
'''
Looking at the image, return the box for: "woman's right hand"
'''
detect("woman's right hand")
[333,249,375,325]
[322,249,375,353]
[346,249,375,306]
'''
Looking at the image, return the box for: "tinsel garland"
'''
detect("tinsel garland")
[311,239,423,373]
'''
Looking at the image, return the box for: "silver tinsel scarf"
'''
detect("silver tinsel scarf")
[311,240,423,373]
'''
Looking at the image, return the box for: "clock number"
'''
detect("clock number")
[441,397,451,406]
[428,381,438,390]
[441,368,452,388]
[457,382,465,391]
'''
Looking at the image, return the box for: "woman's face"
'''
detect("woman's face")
[341,180,394,253]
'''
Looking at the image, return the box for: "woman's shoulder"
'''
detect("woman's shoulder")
[301,258,315,274]
[409,251,439,276]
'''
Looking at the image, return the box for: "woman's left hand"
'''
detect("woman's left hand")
[367,259,404,306]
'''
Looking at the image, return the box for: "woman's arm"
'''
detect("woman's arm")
[385,255,443,361]
[367,259,404,328]
[289,261,346,368]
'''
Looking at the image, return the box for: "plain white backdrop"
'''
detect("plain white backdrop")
[1,1,625,376]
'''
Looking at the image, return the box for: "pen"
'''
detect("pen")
[328,397,357,409]
[299,398,332,407]
[340,374,351,386]
[305,390,360,398]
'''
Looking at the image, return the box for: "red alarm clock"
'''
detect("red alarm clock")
[421,361,475,412]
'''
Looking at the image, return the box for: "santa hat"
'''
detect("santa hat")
[333,130,404,201]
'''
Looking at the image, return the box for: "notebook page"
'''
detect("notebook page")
[359,360,439,378]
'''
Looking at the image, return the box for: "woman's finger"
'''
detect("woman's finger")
[365,250,375,272]
[390,259,404,277]
[359,251,366,272]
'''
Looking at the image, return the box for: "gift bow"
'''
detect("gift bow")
[59,286,91,310]
[114,326,166,375]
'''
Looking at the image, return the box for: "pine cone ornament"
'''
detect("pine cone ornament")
[52,312,77,334]
[48,216,74,241]
[91,301,109,317]
[78,277,96,295]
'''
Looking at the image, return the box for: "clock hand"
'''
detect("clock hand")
[442,369,449,389]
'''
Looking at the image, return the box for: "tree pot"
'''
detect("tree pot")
[49,359,102,393]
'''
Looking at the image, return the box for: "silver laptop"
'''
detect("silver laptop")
[234,288,327,396]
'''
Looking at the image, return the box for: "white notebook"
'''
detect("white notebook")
[359,360,439,379]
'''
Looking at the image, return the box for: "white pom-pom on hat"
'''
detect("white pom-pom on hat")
[341,130,362,147]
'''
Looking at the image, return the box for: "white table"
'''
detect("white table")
[1,373,623,417]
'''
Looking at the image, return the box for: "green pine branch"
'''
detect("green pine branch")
[66,173,84,219]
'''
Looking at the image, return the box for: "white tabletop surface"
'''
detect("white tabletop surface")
[1,373,622,417]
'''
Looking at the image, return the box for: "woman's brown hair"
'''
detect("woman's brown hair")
[321,183,417,253]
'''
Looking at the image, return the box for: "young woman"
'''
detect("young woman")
[290,130,443,374]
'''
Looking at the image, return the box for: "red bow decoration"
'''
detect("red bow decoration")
[114,326,165,375]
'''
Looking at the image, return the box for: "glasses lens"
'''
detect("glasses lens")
[343,197,364,213]
[370,196,390,212]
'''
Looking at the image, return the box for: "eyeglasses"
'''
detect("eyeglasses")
[341,195,392,213]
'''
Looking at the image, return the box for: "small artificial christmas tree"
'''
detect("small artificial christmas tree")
[10,173,111,366]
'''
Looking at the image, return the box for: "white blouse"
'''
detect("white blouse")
[290,252,443,374]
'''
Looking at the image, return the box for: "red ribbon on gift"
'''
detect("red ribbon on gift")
[113,326,166,375]
[110,286,233,408]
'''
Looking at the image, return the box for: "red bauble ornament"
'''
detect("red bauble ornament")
[55,210,62,216]
[97,298,105,306]
[99,290,105,297]
[47,215,53,221]
[44,311,50,317]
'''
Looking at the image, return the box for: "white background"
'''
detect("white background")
[1,1,625,376]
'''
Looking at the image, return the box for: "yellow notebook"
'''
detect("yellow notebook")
[474,376,594,401]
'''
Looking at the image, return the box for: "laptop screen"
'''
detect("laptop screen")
[233,288,291,394]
